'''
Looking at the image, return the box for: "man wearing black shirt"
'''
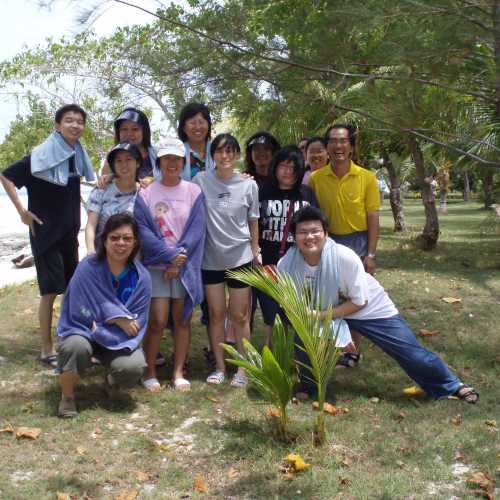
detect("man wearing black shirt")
[0,104,92,367]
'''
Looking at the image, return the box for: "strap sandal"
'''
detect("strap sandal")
[58,397,77,418]
[206,370,225,385]
[142,377,162,392]
[336,352,362,369]
[173,377,191,392]
[451,383,479,404]
[40,354,58,368]
[230,371,248,388]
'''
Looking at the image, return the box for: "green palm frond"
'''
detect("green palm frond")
[227,266,343,445]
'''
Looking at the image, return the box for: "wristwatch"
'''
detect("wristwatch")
[367,253,376,259]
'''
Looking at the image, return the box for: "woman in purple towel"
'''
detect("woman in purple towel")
[56,213,152,418]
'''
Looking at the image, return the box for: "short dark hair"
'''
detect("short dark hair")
[290,205,329,236]
[298,137,310,146]
[96,213,140,265]
[324,123,357,147]
[177,102,212,143]
[244,131,281,175]
[113,107,152,148]
[210,133,241,158]
[55,104,87,124]
[305,136,327,153]
[270,145,304,191]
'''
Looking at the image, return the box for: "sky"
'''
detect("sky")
[0,0,161,138]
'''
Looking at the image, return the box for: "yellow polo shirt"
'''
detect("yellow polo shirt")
[309,161,380,235]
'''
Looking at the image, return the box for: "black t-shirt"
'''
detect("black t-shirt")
[137,154,154,179]
[259,184,319,266]
[3,155,81,256]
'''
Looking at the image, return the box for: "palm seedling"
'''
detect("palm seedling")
[226,266,342,446]
[223,315,294,440]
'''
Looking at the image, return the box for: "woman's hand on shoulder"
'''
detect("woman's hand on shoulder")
[97,174,113,190]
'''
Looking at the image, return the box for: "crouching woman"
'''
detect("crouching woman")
[56,213,152,417]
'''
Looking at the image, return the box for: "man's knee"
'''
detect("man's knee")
[58,335,92,373]
[109,350,146,387]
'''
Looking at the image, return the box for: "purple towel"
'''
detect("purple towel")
[134,193,206,320]
[57,255,152,351]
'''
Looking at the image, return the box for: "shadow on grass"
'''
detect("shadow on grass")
[45,474,101,498]
[220,470,316,499]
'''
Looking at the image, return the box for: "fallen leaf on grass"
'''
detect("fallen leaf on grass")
[393,412,407,422]
[76,446,87,455]
[311,402,345,415]
[466,471,495,497]
[135,470,151,482]
[403,386,425,397]
[0,424,14,434]
[16,427,41,440]
[341,457,353,468]
[370,397,380,404]
[266,407,280,418]
[193,475,208,493]
[285,453,310,472]
[419,329,439,337]
[485,420,497,428]
[451,414,462,426]
[396,460,406,469]
[56,493,71,500]
[227,467,239,479]
[337,475,351,486]
[205,396,218,403]
[441,297,461,304]
[114,490,138,500]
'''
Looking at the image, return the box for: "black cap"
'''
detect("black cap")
[107,142,142,172]
[248,134,274,147]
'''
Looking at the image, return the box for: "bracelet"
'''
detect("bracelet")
[367,253,376,259]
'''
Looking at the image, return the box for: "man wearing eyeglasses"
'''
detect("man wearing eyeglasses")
[309,124,380,275]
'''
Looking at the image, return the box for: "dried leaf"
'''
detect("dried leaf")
[337,475,351,486]
[56,493,71,500]
[393,412,407,422]
[266,407,280,418]
[76,446,87,455]
[311,401,341,415]
[403,386,425,396]
[485,420,497,428]
[136,470,151,482]
[466,471,495,496]
[205,397,218,403]
[0,424,14,434]
[441,297,461,304]
[227,467,239,478]
[193,475,208,493]
[450,414,462,426]
[156,443,171,452]
[396,460,406,469]
[114,490,138,500]
[16,427,41,440]
[419,329,439,337]
[341,457,353,468]
[370,397,380,404]
[286,453,310,472]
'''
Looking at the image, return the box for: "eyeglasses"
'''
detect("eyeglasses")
[295,229,324,237]
[109,234,135,243]
[327,138,350,145]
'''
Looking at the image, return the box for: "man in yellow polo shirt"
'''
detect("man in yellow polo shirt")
[309,124,380,274]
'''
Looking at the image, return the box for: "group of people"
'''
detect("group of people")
[0,102,479,418]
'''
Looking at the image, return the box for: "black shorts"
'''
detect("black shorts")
[33,233,79,295]
[202,261,252,289]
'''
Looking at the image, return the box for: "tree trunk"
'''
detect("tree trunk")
[463,170,470,202]
[483,172,494,209]
[381,147,407,232]
[407,135,439,249]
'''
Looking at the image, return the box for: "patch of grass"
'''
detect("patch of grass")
[0,200,498,499]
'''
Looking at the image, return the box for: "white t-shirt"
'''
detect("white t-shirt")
[335,244,398,320]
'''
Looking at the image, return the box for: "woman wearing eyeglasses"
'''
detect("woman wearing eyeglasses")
[56,213,152,418]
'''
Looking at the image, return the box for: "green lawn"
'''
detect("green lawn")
[0,200,498,499]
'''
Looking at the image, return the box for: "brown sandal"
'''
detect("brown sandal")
[453,384,479,404]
